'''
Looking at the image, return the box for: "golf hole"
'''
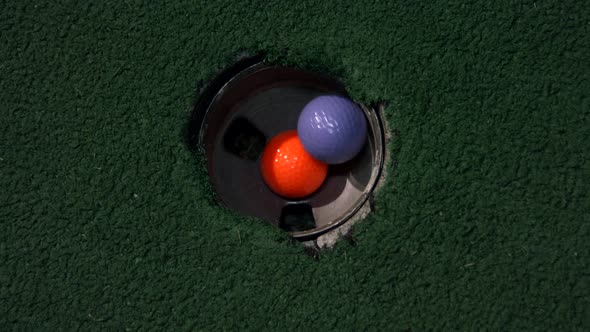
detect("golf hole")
[189,58,386,240]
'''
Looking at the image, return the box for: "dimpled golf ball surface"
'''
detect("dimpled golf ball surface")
[297,95,367,164]
[260,130,328,199]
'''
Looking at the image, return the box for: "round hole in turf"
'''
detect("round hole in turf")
[189,58,386,240]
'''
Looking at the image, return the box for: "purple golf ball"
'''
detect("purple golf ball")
[297,95,367,164]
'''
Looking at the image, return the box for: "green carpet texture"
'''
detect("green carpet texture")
[2,0,589,330]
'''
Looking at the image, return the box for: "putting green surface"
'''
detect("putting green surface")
[2,1,589,330]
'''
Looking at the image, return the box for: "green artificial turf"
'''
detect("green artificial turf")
[2,0,589,330]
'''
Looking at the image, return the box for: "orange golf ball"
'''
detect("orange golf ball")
[260,130,328,199]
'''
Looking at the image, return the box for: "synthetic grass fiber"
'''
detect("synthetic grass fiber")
[1,0,589,330]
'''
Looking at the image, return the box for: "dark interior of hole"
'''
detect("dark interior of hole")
[280,204,316,232]
[184,54,264,154]
[223,117,267,161]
